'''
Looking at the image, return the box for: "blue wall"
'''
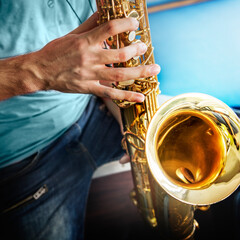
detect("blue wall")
[149,0,240,106]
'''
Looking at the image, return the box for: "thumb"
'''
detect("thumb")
[119,153,130,164]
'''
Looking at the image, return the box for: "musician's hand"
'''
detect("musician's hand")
[119,153,130,164]
[27,13,160,102]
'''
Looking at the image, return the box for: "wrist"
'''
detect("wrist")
[0,54,46,100]
[21,51,48,92]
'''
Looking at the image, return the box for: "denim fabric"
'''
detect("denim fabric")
[0,96,124,240]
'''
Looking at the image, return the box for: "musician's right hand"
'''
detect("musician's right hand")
[0,13,160,101]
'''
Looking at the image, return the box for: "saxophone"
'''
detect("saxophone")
[96,0,240,239]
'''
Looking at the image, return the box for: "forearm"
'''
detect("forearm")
[0,53,45,101]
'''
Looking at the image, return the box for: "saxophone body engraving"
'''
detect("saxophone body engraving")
[96,0,240,239]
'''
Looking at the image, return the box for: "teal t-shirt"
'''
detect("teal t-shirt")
[0,0,96,167]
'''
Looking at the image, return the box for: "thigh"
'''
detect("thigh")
[0,96,124,240]
[0,125,95,240]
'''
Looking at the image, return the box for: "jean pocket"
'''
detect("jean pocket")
[1,184,48,215]
[0,151,41,186]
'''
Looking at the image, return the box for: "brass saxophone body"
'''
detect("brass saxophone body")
[96,0,240,239]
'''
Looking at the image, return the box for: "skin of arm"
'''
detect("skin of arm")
[0,13,160,102]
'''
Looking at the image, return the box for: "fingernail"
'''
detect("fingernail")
[149,64,161,75]
[130,17,139,29]
[139,42,148,53]
[136,94,145,102]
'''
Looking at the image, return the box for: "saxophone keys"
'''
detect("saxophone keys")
[130,189,138,206]
[128,31,136,42]
[118,80,135,86]
[127,10,139,19]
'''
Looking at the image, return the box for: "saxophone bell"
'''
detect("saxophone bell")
[146,93,240,206]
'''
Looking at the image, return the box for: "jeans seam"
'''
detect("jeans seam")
[81,143,97,171]
[73,122,82,135]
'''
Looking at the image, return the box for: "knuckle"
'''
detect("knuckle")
[78,51,86,64]
[97,68,106,80]
[75,37,92,55]
[125,92,134,102]
[81,52,92,66]
[73,67,84,79]
[75,42,94,66]
[139,66,149,78]
[109,89,123,100]
[75,38,87,50]
[103,89,112,99]
[118,51,128,62]
[105,21,117,36]
[113,70,125,82]
[74,67,91,80]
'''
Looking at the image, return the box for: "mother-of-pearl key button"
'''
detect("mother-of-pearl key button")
[128,31,136,42]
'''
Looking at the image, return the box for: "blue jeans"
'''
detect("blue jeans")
[0,96,124,240]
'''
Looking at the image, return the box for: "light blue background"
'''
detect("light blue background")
[148,0,240,106]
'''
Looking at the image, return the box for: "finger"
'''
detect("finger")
[87,17,139,43]
[96,64,161,82]
[119,153,130,164]
[98,42,147,64]
[91,82,145,102]
[69,12,99,34]
[99,80,115,87]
